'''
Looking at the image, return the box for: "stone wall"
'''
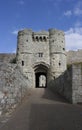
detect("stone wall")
[48,66,72,102]
[67,49,82,64]
[17,29,50,87]
[72,63,82,103]
[48,63,82,104]
[0,62,30,114]
[0,53,15,63]
[16,29,66,87]
[0,49,82,65]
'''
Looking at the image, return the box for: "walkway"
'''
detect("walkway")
[0,88,82,130]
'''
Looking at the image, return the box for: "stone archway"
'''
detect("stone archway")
[35,72,46,88]
[33,63,49,88]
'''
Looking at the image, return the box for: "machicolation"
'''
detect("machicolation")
[16,28,66,88]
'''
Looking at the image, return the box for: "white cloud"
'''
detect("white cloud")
[74,8,82,15]
[73,1,82,16]
[64,8,82,16]
[65,27,82,50]
[12,30,18,35]
[75,1,82,9]
[64,10,72,16]
[74,21,82,27]
[12,49,16,53]
[18,0,24,5]
[12,28,24,35]
[64,1,82,17]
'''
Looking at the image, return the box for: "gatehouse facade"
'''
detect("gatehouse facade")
[16,28,66,88]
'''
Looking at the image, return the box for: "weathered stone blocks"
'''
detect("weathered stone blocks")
[17,28,66,87]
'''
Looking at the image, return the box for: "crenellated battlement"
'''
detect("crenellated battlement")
[49,28,64,36]
[18,29,32,36]
[16,28,66,87]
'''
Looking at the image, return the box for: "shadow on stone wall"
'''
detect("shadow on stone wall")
[42,88,68,103]
[48,66,72,103]
[0,62,30,115]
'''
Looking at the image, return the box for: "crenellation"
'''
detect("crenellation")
[1,28,82,106]
[16,28,66,87]
[18,29,32,35]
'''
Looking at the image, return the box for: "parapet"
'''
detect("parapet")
[49,28,64,36]
[0,53,16,63]
[33,30,49,36]
[67,49,82,64]
[18,29,32,36]
[32,30,49,42]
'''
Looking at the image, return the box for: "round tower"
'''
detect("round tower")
[16,29,33,74]
[49,29,67,79]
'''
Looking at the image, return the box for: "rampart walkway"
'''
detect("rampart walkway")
[0,88,82,130]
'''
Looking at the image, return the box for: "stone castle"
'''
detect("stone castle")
[0,28,82,115]
[16,29,66,88]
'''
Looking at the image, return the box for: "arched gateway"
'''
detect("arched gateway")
[33,62,49,88]
[16,28,66,88]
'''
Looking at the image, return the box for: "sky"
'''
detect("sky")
[0,0,82,53]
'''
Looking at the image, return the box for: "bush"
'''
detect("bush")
[10,57,16,64]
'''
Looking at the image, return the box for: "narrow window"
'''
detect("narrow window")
[36,36,39,41]
[63,48,65,51]
[32,36,35,41]
[39,53,43,57]
[43,36,47,42]
[26,40,28,42]
[39,37,43,41]
[22,61,24,66]
[59,62,61,66]
[52,40,54,42]
[54,76,55,80]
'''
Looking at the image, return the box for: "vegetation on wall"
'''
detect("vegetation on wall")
[10,57,16,64]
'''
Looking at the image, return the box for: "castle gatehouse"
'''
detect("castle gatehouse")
[16,29,67,88]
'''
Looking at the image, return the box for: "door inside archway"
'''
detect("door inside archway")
[35,72,47,88]
[34,63,48,88]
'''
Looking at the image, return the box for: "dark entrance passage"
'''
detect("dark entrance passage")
[35,72,47,88]
[34,63,48,88]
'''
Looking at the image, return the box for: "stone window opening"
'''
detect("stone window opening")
[36,36,39,41]
[22,61,24,66]
[52,40,54,42]
[63,48,65,51]
[54,76,55,80]
[32,36,35,41]
[39,37,43,42]
[59,62,61,66]
[43,36,47,42]
[26,40,28,42]
[39,53,43,57]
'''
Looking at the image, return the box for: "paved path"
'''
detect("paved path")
[0,88,82,130]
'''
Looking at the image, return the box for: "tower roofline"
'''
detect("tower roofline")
[49,28,65,35]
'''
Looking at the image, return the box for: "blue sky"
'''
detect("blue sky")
[0,0,82,53]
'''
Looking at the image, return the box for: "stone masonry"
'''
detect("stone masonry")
[0,62,30,115]
[16,29,67,88]
[0,28,82,116]
[49,63,82,104]
[67,49,82,64]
